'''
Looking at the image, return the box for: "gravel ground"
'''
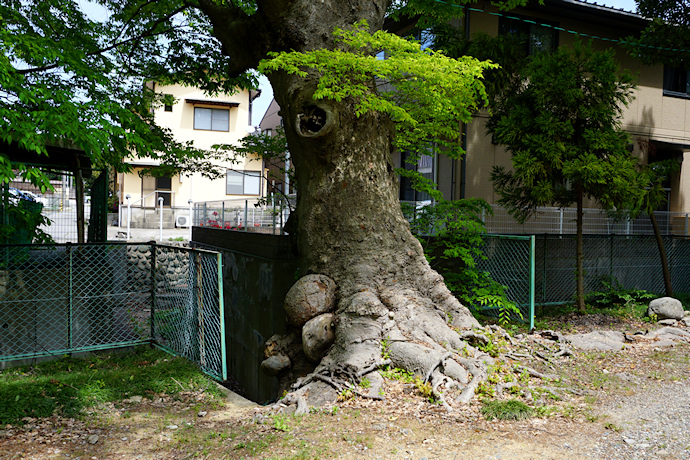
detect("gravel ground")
[592,381,690,459]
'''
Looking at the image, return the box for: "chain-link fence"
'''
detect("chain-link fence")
[535,235,690,306]
[475,234,690,322]
[0,243,225,381]
[476,235,535,329]
[151,245,225,381]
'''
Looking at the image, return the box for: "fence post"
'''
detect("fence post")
[541,235,547,304]
[272,194,276,235]
[126,194,131,240]
[158,197,164,241]
[188,199,193,242]
[559,208,563,235]
[244,200,248,232]
[217,252,227,380]
[278,197,285,235]
[150,242,157,343]
[609,234,614,280]
[221,202,225,228]
[67,243,73,350]
[529,235,535,331]
[196,253,206,368]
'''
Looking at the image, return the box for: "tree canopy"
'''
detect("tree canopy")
[1,0,532,188]
[0,0,255,188]
[626,0,690,68]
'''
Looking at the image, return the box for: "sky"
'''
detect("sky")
[599,0,637,12]
[250,0,640,125]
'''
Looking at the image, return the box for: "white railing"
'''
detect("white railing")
[193,197,690,238]
[123,191,175,241]
[401,200,690,237]
[483,205,690,236]
[193,196,293,235]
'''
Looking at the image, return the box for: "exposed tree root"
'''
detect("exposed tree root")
[515,365,557,381]
[265,280,578,416]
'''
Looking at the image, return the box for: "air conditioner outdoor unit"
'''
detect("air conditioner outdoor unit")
[176,215,191,228]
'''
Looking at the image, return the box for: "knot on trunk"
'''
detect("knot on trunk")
[296,105,332,138]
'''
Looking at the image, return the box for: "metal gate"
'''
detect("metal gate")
[150,244,226,380]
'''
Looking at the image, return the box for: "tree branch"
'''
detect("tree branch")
[16,6,189,76]
[196,0,270,76]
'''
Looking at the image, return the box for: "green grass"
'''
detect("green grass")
[0,346,222,425]
[481,399,535,421]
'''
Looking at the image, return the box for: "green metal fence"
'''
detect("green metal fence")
[0,242,226,381]
[151,244,226,381]
[476,234,535,329]
[475,234,690,325]
[535,235,690,305]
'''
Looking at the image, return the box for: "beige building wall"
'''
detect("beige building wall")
[121,83,264,210]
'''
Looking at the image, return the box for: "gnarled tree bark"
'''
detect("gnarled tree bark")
[200,0,488,407]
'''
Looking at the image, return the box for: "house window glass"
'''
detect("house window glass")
[194,107,230,131]
[663,65,690,98]
[155,175,172,206]
[163,94,173,112]
[399,151,435,203]
[226,170,261,195]
[499,15,557,55]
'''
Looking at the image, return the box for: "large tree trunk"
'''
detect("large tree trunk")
[267,69,482,406]
[202,0,486,409]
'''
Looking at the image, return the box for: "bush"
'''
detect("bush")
[585,276,656,310]
[404,198,522,325]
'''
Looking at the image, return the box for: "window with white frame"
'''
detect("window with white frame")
[226,170,261,195]
[194,107,230,131]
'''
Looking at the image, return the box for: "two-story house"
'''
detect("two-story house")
[394,0,690,234]
[117,83,264,229]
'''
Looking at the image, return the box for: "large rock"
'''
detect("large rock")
[302,313,335,362]
[565,330,625,351]
[647,326,690,342]
[261,355,291,376]
[648,297,684,320]
[284,274,337,327]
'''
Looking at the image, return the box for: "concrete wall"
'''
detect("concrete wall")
[192,227,298,403]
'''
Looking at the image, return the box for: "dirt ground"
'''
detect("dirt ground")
[2,314,689,459]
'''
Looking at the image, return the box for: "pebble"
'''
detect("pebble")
[197,411,207,417]
[166,425,178,430]
[87,435,99,444]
